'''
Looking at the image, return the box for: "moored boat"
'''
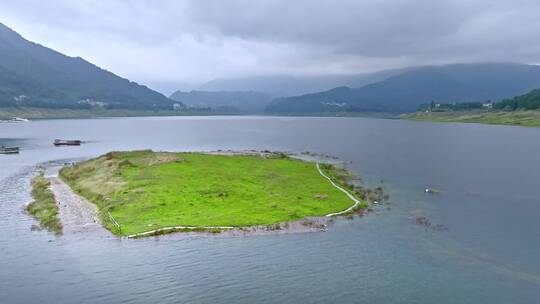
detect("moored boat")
[0,146,20,154]
[53,139,82,146]
[424,188,440,194]
[0,117,30,123]
[11,117,30,122]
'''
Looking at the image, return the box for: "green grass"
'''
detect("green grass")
[401,110,540,128]
[60,151,362,236]
[26,171,62,234]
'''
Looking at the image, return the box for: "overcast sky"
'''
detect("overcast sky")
[1,0,539,93]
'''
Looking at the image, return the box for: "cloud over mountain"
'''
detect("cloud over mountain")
[1,0,539,90]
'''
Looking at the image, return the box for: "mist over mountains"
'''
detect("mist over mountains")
[2,21,540,115]
[265,63,540,113]
[171,62,540,114]
[170,90,272,113]
[196,69,403,97]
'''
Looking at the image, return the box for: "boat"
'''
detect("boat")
[0,146,20,154]
[11,117,29,122]
[0,117,30,123]
[53,139,82,146]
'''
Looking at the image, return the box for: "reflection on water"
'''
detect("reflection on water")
[0,116,539,303]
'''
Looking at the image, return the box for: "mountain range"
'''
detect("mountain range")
[3,22,540,115]
[170,90,272,113]
[0,22,178,110]
[196,69,402,97]
[265,63,540,113]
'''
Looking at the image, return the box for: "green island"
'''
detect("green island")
[26,171,63,235]
[59,151,374,237]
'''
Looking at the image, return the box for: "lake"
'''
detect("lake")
[1,116,539,303]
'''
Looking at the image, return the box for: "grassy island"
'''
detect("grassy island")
[59,151,366,236]
[26,171,63,235]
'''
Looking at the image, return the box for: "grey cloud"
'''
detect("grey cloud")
[184,0,540,60]
[185,0,471,56]
[0,0,539,89]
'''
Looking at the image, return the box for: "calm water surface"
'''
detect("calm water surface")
[0,116,539,303]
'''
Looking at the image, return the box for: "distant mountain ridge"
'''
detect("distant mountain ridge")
[197,69,402,97]
[170,90,272,113]
[169,69,408,113]
[265,63,540,113]
[0,23,179,110]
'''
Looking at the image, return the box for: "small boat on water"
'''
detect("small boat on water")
[0,146,20,154]
[53,139,82,146]
[0,117,30,123]
[424,188,439,194]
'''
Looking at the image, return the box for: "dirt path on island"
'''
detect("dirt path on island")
[48,177,112,238]
[316,163,361,217]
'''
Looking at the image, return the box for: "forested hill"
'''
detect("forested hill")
[265,63,540,113]
[495,88,540,110]
[0,23,179,110]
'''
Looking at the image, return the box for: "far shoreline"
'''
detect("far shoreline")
[0,106,398,120]
[400,109,540,128]
[4,106,540,129]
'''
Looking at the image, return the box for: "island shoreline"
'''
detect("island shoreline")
[36,150,382,239]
